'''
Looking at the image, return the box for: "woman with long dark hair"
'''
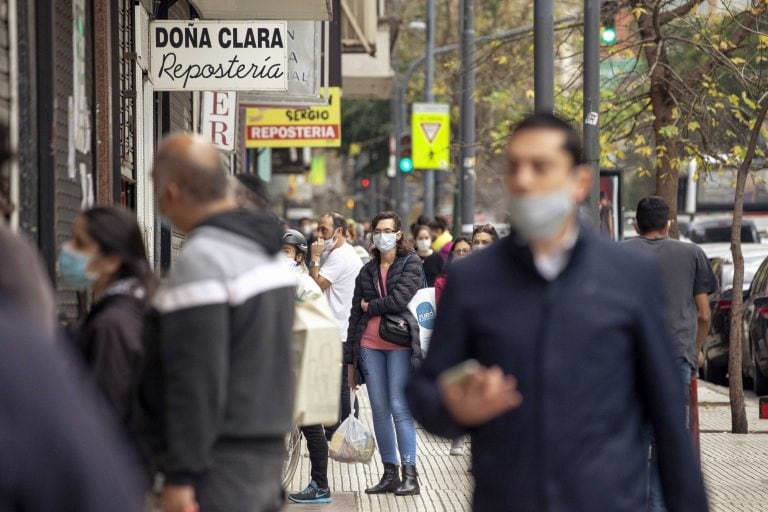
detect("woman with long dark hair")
[414,224,444,286]
[345,211,425,496]
[434,237,472,307]
[60,206,156,430]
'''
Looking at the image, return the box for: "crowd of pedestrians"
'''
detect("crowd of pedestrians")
[0,114,712,512]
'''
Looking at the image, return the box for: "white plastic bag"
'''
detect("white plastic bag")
[328,391,376,464]
[407,287,436,354]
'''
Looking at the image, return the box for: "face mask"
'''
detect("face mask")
[374,233,398,253]
[58,244,97,289]
[416,239,432,253]
[282,255,301,274]
[323,236,336,252]
[473,243,489,251]
[300,225,313,237]
[507,188,575,242]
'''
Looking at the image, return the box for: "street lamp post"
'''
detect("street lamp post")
[534,0,554,113]
[459,0,476,235]
[584,0,602,223]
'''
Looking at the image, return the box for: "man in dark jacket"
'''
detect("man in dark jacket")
[407,114,708,511]
[137,134,296,512]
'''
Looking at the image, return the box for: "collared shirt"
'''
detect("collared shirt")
[532,225,579,281]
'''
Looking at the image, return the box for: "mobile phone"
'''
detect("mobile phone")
[438,359,481,387]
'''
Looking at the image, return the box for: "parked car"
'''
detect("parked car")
[700,244,768,385]
[741,255,768,395]
[687,217,761,244]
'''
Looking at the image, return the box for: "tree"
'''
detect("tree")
[728,96,768,434]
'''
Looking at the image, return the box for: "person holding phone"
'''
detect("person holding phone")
[406,114,707,512]
[345,211,425,496]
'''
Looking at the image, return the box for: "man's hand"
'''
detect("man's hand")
[161,485,198,512]
[347,364,358,390]
[440,365,523,427]
[361,299,369,313]
[311,238,325,261]
[698,350,705,369]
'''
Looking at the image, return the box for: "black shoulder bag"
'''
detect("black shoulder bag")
[376,257,413,347]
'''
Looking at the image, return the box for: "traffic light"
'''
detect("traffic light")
[399,133,413,173]
[361,177,371,189]
[601,17,617,45]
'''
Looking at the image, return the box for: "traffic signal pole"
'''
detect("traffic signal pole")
[584,0,602,223]
[423,0,436,220]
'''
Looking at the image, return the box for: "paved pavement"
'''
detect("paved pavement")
[699,380,768,512]
[284,381,768,511]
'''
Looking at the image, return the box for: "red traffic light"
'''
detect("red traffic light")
[400,134,411,146]
[361,178,371,189]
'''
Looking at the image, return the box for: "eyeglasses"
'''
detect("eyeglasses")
[454,249,472,256]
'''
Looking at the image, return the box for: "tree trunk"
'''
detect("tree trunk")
[728,98,768,434]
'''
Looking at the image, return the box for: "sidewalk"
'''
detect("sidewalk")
[286,382,768,511]
[699,380,768,512]
[285,390,473,512]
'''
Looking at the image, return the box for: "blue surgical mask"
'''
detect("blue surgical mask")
[373,233,398,253]
[57,244,96,289]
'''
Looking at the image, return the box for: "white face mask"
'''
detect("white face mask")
[282,255,302,274]
[416,239,432,253]
[374,233,398,253]
[323,232,337,252]
[507,188,575,242]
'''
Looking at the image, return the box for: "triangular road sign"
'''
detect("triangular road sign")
[420,122,441,144]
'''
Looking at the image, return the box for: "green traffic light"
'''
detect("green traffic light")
[399,158,413,173]
[601,27,617,44]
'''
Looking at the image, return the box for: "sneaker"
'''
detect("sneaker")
[450,438,464,456]
[288,480,332,504]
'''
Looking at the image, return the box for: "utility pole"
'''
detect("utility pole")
[583,0,601,223]
[534,0,554,113]
[423,0,436,219]
[459,0,476,235]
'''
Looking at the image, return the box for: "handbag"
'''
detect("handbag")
[376,258,414,348]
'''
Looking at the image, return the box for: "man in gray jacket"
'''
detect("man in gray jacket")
[137,134,295,512]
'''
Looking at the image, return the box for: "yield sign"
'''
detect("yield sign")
[411,102,450,171]
[420,122,442,143]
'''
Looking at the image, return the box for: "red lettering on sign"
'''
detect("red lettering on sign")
[247,125,340,140]
[211,121,228,146]
[212,92,230,116]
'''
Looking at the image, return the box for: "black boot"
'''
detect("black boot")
[365,463,402,494]
[394,465,420,496]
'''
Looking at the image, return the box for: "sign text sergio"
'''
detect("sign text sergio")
[149,20,288,91]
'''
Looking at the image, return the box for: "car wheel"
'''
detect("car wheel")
[703,358,728,386]
[754,353,768,396]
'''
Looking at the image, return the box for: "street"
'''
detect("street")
[284,382,768,512]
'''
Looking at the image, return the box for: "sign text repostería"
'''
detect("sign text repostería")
[149,20,288,91]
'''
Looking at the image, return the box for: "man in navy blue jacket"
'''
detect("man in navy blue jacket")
[406,114,708,511]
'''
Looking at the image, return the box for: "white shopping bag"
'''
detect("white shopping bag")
[407,287,436,355]
[328,391,376,464]
[292,296,342,427]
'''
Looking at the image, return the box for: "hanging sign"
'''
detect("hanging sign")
[411,102,450,171]
[149,20,288,91]
[244,87,341,148]
[202,91,237,152]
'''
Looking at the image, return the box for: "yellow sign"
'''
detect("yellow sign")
[411,102,450,170]
[245,87,341,148]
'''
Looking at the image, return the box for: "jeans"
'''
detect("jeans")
[300,425,328,489]
[647,358,693,512]
[360,348,417,465]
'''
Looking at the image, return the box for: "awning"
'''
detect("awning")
[190,0,332,21]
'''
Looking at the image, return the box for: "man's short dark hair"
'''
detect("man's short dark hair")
[511,113,584,166]
[428,214,449,232]
[636,196,670,234]
[600,191,607,200]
